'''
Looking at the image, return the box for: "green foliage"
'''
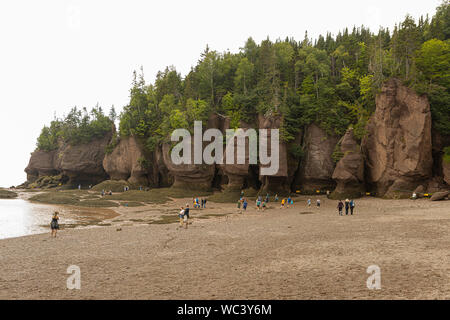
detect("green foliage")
[332,143,344,163]
[36,106,113,151]
[444,146,450,163]
[105,134,119,154]
[289,145,304,160]
[137,157,149,169]
[36,2,450,152]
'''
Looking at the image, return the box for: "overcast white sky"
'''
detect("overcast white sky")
[0,0,441,187]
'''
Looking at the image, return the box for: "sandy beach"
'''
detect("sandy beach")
[0,196,449,300]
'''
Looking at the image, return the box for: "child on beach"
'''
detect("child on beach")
[281,198,286,208]
[243,199,248,211]
[237,199,241,212]
[316,199,321,209]
[275,194,279,202]
[307,199,311,207]
[256,199,261,210]
[50,211,60,237]
[262,201,267,211]
[287,196,291,208]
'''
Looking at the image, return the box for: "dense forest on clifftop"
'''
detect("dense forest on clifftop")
[36,1,449,158]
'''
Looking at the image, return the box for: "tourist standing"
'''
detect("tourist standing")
[50,211,60,237]
[179,207,185,228]
[350,199,355,215]
[184,204,190,229]
[243,198,248,211]
[316,199,321,209]
[307,199,311,207]
[337,200,344,216]
[345,199,350,215]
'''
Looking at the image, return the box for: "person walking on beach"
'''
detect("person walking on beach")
[237,198,241,213]
[337,200,344,216]
[179,207,185,228]
[307,199,311,207]
[281,198,286,208]
[350,199,355,215]
[256,198,261,211]
[275,194,279,202]
[265,193,270,203]
[316,199,321,209]
[345,199,350,215]
[243,198,248,211]
[262,201,267,211]
[50,211,60,237]
[184,204,190,229]
[204,198,207,208]
[287,196,291,208]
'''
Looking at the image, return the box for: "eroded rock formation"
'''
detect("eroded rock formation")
[25,133,112,187]
[25,150,58,183]
[298,123,339,192]
[362,78,433,198]
[103,136,151,187]
[331,128,364,198]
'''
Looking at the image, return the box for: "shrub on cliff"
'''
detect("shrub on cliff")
[36,106,114,151]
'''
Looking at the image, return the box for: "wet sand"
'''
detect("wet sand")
[0,196,449,299]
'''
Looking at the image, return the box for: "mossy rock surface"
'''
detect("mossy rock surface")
[78,199,119,207]
[92,180,130,193]
[208,187,258,203]
[329,190,363,200]
[0,189,18,199]
[29,192,80,205]
[119,201,145,207]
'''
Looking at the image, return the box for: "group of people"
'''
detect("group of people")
[178,204,190,229]
[192,197,207,209]
[236,192,297,212]
[237,197,249,212]
[280,196,294,208]
[101,189,113,196]
[337,199,356,216]
[306,198,321,208]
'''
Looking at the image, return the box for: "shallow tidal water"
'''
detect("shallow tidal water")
[0,195,116,240]
[0,198,66,239]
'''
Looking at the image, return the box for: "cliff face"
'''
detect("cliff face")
[25,133,112,187]
[24,79,449,195]
[362,78,433,197]
[103,136,150,186]
[297,123,340,192]
[331,128,365,198]
[25,150,58,183]
[55,133,111,185]
[258,114,302,194]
